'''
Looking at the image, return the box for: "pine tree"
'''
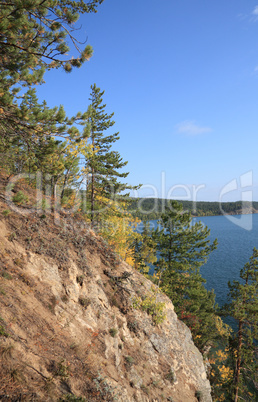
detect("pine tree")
[224,248,258,401]
[153,201,218,349]
[85,84,139,226]
[131,221,157,275]
[0,0,103,145]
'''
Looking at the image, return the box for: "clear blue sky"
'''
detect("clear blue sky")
[36,0,258,202]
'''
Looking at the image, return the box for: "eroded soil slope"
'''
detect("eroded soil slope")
[0,172,211,401]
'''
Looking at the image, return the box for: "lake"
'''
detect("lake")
[138,214,258,307]
[196,214,258,306]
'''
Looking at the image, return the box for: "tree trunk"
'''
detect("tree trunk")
[90,168,95,227]
[234,320,243,402]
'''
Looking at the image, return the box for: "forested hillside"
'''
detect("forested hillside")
[127,197,258,220]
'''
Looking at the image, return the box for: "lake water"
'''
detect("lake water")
[139,214,258,307]
[196,214,258,306]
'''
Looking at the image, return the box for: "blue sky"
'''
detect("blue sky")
[35,0,258,202]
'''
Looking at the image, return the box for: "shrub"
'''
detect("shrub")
[1,271,12,280]
[125,355,134,367]
[127,319,139,334]
[76,275,84,286]
[165,368,175,384]
[13,257,23,267]
[59,395,86,402]
[0,325,9,337]
[109,328,118,337]
[140,384,149,395]
[2,209,10,216]
[78,297,90,308]
[12,191,28,205]
[0,342,14,359]
[92,371,118,399]
[55,360,69,378]
[8,232,16,241]
[133,286,166,325]
[195,391,203,401]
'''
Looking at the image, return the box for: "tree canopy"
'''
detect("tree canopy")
[0,0,103,145]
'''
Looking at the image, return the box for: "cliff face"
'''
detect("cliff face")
[0,174,212,401]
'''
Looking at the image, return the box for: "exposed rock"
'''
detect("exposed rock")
[0,173,212,401]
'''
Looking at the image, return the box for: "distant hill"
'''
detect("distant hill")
[126,197,258,220]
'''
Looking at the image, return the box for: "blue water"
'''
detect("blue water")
[195,214,258,306]
[138,214,258,307]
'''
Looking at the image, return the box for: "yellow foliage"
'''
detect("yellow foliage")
[214,316,232,337]
[98,197,140,263]
[133,286,166,325]
[218,365,233,380]
[216,349,228,361]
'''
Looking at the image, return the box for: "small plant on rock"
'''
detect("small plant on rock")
[76,275,84,286]
[133,286,166,325]
[0,325,9,337]
[124,355,134,368]
[55,360,70,378]
[2,209,10,216]
[79,297,90,308]
[165,368,175,384]
[195,390,203,401]
[109,328,118,337]
[12,191,28,205]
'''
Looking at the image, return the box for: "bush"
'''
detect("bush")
[12,191,28,205]
[1,271,12,280]
[0,325,9,337]
[78,297,90,309]
[109,328,118,337]
[59,395,86,402]
[125,355,134,367]
[76,275,84,286]
[2,209,10,216]
[195,390,203,401]
[133,286,166,325]
[165,368,175,384]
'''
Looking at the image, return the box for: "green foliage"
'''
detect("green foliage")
[0,1,101,178]
[165,368,175,384]
[0,342,14,359]
[195,390,203,401]
[0,325,9,337]
[0,0,103,89]
[2,209,10,216]
[127,197,254,219]
[92,371,118,399]
[140,384,149,395]
[55,360,70,379]
[59,395,86,402]
[124,356,134,366]
[12,191,28,205]
[133,286,166,325]
[131,221,157,275]
[127,319,139,334]
[78,297,91,308]
[1,271,12,280]
[109,328,118,337]
[83,84,139,226]
[76,275,85,286]
[153,201,218,349]
[223,248,258,401]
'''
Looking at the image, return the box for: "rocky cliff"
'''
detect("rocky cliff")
[0,173,212,401]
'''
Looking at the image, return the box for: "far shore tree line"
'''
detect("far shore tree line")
[0,1,257,401]
[127,198,258,220]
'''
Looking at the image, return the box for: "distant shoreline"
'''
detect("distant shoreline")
[126,197,258,220]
